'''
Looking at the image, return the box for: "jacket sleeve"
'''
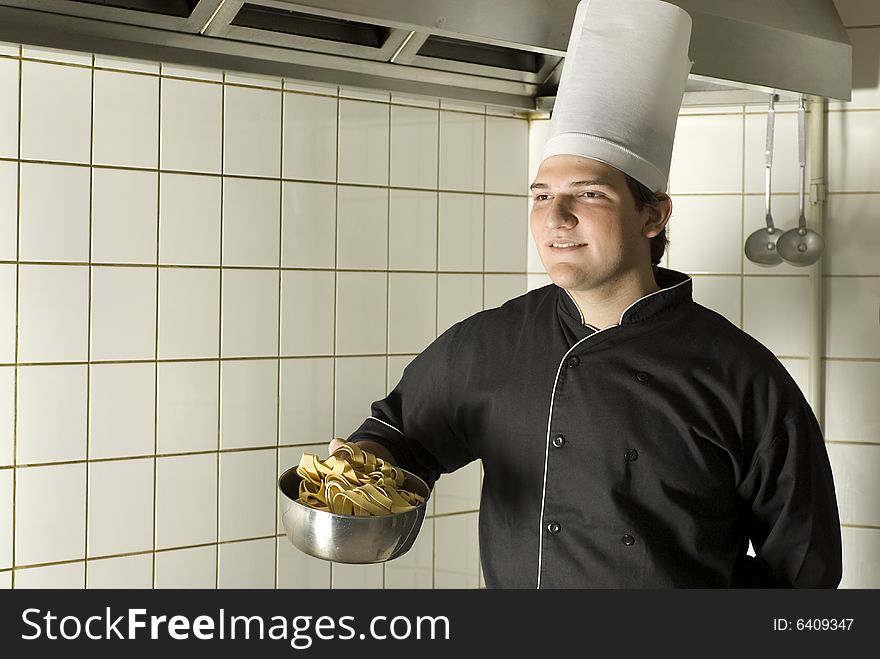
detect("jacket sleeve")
[346,322,477,489]
[736,401,842,588]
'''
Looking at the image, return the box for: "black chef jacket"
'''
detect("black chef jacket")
[348,266,842,588]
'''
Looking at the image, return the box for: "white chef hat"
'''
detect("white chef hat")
[540,0,694,193]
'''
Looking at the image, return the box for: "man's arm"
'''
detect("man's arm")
[737,405,842,588]
[331,321,476,489]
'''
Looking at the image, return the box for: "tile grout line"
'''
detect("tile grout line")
[215,71,226,590]
[0,155,539,197]
[10,42,21,590]
[432,106,443,590]
[151,64,163,589]
[329,87,340,591]
[274,83,284,590]
[83,53,96,588]
[382,98,391,590]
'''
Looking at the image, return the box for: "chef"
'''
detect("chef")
[331,0,842,588]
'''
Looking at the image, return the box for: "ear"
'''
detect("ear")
[642,194,673,239]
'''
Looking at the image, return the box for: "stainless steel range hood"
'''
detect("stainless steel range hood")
[0,0,852,114]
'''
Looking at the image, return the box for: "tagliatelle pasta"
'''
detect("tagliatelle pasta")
[296,442,426,516]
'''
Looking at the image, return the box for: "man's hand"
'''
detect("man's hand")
[327,438,396,465]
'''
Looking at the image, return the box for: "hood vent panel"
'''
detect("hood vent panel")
[68,0,199,18]
[231,5,391,49]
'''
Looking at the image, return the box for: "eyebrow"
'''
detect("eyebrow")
[529,179,617,191]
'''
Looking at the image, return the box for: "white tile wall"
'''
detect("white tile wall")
[87,554,153,589]
[92,168,158,264]
[155,545,217,589]
[218,449,276,541]
[388,273,436,354]
[89,362,155,459]
[155,453,217,550]
[0,469,11,569]
[742,276,811,356]
[336,271,386,355]
[438,193,483,271]
[277,536,330,588]
[385,518,434,589]
[390,105,438,189]
[160,78,222,173]
[90,266,157,360]
[219,359,278,450]
[218,538,276,588]
[0,162,16,260]
[840,527,880,588]
[282,92,337,182]
[824,361,880,443]
[93,69,159,169]
[0,265,13,363]
[87,458,154,557]
[159,173,221,266]
[158,267,219,359]
[15,463,86,566]
[6,19,876,588]
[281,181,336,268]
[666,196,742,274]
[19,163,90,262]
[485,196,528,272]
[17,364,87,464]
[434,513,480,588]
[222,178,280,267]
[337,185,388,269]
[15,561,84,589]
[332,562,384,588]
[0,368,13,466]
[824,194,880,275]
[0,59,19,158]
[388,190,437,271]
[825,277,880,358]
[223,85,281,178]
[20,61,91,164]
[338,99,389,186]
[439,111,484,192]
[220,268,279,357]
[156,360,218,454]
[281,270,335,356]
[826,443,880,527]
[486,116,529,195]
[279,358,334,445]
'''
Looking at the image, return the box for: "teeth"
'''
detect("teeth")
[551,242,580,248]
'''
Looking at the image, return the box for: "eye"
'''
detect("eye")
[581,191,603,199]
[533,193,550,201]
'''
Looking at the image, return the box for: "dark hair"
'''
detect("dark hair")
[623,173,669,266]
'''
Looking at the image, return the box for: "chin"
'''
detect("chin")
[546,264,590,290]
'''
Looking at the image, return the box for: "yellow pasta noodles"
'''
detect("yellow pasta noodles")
[296,442,426,516]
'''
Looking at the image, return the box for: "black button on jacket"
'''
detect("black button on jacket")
[348,267,843,588]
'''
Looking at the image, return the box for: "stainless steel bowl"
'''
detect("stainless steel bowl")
[278,465,431,564]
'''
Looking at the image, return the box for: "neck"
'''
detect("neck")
[566,266,661,329]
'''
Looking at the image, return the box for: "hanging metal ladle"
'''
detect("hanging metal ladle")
[776,95,825,266]
[744,93,783,266]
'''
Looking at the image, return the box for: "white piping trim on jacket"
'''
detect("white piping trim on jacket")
[535,275,692,588]
[563,289,585,325]
[368,416,406,437]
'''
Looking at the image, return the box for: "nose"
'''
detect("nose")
[543,195,578,229]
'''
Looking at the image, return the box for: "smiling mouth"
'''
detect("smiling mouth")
[548,242,586,250]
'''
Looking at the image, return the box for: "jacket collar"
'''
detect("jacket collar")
[557,266,693,327]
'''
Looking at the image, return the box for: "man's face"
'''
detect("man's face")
[529,155,658,293]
